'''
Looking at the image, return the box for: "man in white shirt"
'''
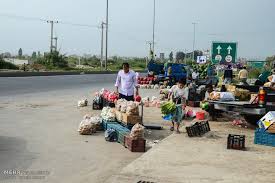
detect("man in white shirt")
[115,63,139,101]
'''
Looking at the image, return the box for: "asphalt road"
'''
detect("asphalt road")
[0,74,117,97]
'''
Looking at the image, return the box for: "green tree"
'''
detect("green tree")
[18,48,23,58]
[36,51,68,68]
[176,52,185,63]
[169,52,173,62]
[32,52,37,59]
[266,55,275,67]
[0,57,18,69]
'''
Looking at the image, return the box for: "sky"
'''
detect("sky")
[0,0,274,59]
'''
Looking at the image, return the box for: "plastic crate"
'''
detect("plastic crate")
[101,120,118,131]
[124,136,146,152]
[92,102,103,110]
[227,134,245,150]
[186,121,210,137]
[117,131,130,145]
[254,128,275,147]
[120,122,134,130]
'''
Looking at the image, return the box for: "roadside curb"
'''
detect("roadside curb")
[0,70,146,77]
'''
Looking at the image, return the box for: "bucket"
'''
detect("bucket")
[196,111,205,120]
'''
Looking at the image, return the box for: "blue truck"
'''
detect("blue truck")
[147,61,188,82]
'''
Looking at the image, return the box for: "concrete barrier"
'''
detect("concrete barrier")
[0,70,146,77]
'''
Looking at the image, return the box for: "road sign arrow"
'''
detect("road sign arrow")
[227,46,232,55]
[216,45,222,54]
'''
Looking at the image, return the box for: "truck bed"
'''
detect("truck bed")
[208,100,266,115]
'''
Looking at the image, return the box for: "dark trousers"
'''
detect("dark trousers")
[207,103,217,121]
[119,93,134,101]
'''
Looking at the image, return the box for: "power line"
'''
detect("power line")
[0,13,47,22]
[58,21,100,29]
[0,13,100,29]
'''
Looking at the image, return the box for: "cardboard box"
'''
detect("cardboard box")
[122,113,142,125]
[267,124,275,134]
[258,111,275,130]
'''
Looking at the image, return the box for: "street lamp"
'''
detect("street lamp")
[152,0,156,58]
[192,22,197,61]
[105,0,109,71]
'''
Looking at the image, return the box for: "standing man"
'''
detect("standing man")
[238,66,248,85]
[223,65,233,84]
[115,63,139,101]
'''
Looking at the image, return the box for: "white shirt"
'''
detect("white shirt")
[170,85,188,99]
[272,75,275,83]
[115,70,137,96]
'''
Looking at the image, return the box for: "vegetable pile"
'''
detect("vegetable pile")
[161,101,176,115]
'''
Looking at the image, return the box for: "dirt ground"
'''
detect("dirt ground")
[1,87,274,183]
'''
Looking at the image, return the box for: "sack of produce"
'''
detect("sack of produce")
[115,110,123,122]
[234,89,250,101]
[101,107,116,121]
[130,123,145,140]
[264,82,271,87]
[220,92,235,101]
[126,101,139,115]
[78,115,97,135]
[116,99,127,111]
[78,99,88,107]
[154,84,160,90]
[209,92,221,100]
[105,129,117,142]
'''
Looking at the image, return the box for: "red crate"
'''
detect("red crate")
[124,136,146,152]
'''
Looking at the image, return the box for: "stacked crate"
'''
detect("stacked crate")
[106,123,130,145]
[124,135,146,152]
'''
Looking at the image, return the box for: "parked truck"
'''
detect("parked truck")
[209,86,275,124]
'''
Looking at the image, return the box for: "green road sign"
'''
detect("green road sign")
[211,42,237,64]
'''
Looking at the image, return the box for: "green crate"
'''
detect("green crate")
[117,131,130,145]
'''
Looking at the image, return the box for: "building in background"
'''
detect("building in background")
[247,60,266,69]
[4,58,32,65]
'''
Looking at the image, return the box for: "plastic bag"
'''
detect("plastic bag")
[126,101,139,115]
[220,92,235,101]
[78,116,97,135]
[78,99,88,107]
[130,123,145,140]
[105,129,117,142]
[101,107,116,121]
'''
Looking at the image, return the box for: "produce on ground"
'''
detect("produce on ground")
[101,107,116,121]
[78,115,99,135]
[78,99,88,107]
[130,123,145,140]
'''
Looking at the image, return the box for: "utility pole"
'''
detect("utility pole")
[101,22,105,71]
[53,37,58,51]
[192,22,197,61]
[105,0,109,71]
[146,41,153,60]
[47,20,58,53]
[152,0,156,58]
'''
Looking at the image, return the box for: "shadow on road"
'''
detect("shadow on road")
[0,136,36,180]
